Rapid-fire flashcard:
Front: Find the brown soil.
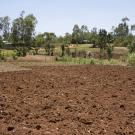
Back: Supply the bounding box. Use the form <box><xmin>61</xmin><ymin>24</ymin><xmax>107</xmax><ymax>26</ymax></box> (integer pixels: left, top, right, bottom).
<box><xmin>0</xmin><ymin>65</ymin><xmax>135</xmax><ymax>135</ymax></box>
<box><xmin>0</xmin><ymin>63</ymin><xmax>29</xmax><ymax>72</ymax></box>
<box><xmin>18</xmin><ymin>55</ymin><xmax>56</xmax><ymax>62</ymax></box>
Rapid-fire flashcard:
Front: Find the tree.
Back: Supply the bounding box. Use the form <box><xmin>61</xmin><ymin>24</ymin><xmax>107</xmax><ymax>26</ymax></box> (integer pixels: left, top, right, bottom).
<box><xmin>89</xmin><ymin>27</ymin><xmax>98</xmax><ymax>47</ymax></box>
<box><xmin>56</xmin><ymin>36</ymin><xmax>64</xmax><ymax>44</ymax></box>
<box><xmin>81</xmin><ymin>25</ymin><xmax>89</xmax><ymax>33</ymax></box>
<box><xmin>0</xmin><ymin>36</ymin><xmax>4</xmax><ymax>48</ymax></box>
<box><xmin>44</xmin><ymin>32</ymin><xmax>56</xmax><ymax>55</ymax></box>
<box><xmin>64</xmin><ymin>33</ymin><xmax>72</xmax><ymax>44</ymax></box>
<box><xmin>98</xmin><ymin>30</ymin><xmax>114</xmax><ymax>59</ymax></box>
<box><xmin>60</xmin><ymin>33</ymin><xmax>72</xmax><ymax>57</ymax></box>
<box><xmin>114</xmin><ymin>23</ymin><xmax>129</xmax><ymax>37</ymax></box>
<box><xmin>33</xmin><ymin>34</ymin><xmax>45</xmax><ymax>54</ymax></box>
<box><xmin>98</xmin><ymin>29</ymin><xmax>108</xmax><ymax>58</ymax></box>
<box><xmin>122</xmin><ymin>17</ymin><xmax>129</xmax><ymax>24</ymax></box>
<box><xmin>34</xmin><ymin>34</ymin><xmax>44</xmax><ymax>46</ymax></box>
<box><xmin>113</xmin><ymin>17</ymin><xmax>130</xmax><ymax>47</ymax></box>
<box><xmin>0</xmin><ymin>16</ymin><xmax>10</xmax><ymax>41</ymax></box>
<box><xmin>72</xmin><ymin>24</ymin><xmax>81</xmax><ymax>44</ymax></box>
<box><xmin>80</xmin><ymin>25</ymin><xmax>89</xmax><ymax>43</ymax></box>
<box><xmin>0</xmin><ymin>23</ymin><xmax>2</xmax><ymax>31</ymax></box>
<box><xmin>61</xmin><ymin>44</ymin><xmax>65</xmax><ymax>57</ymax></box>
<box><xmin>11</xmin><ymin>11</ymin><xmax>37</xmax><ymax>56</ymax></box>
<box><xmin>106</xmin><ymin>33</ymin><xmax>114</xmax><ymax>60</ymax></box>
<box><xmin>0</xmin><ymin>20</ymin><xmax>3</xmax><ymax>36</ymax></box>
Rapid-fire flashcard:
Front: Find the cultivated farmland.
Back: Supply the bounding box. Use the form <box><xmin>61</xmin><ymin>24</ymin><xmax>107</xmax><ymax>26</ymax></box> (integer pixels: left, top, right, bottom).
<box><xmin>0</xmin><ymin>65</ymin><xmax>135</xmax><ymax>135</ymax></box>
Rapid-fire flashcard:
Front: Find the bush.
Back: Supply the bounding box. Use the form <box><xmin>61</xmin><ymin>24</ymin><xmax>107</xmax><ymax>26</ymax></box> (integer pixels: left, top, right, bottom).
<box><xmin>0</xmin><ymin>50</ymin><xmax>7</xmax><ymax>61</ymax></box>
<box><xmin>98</xmin><ymin>60</ymin><xmax>104</xmax><ymax>65</ymax></box>
<box><xmin>12</xmin><ymin>51</ymin><xmax>18</xmax><ymax>60</ymax></box>
<box><xmin>127</xmin><ymin>53</ymin><xmax>135</xmax><ymax>66</ymax></box>
<box><xmin>90</xmin><ymin>59</ymin><xmax>95</xmax><ymax>65</ymax></box>
<box><xmin>107</xmin><ymin>44</ymin><xmax>114</xmax><ymax>60</ymax></box>
<box><xmin>128</xmin><ymin>41</ymin><xmax>135</xmax><ymax>53</ymax></box>
<box><xmin>15</xmin><ymin>47</ymin><xmax>28</xmax><ymax>57</ymax></box>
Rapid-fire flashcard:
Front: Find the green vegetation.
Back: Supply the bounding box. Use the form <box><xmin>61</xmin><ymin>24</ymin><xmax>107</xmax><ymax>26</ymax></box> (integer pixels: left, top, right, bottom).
<box><xmin>0</xmin><ymin>49</ymin><xmax>17</xmax><ymax>61</ymax></box>
<box><xmin>107</xmin><ymin>45</ymin><xmax>114</xmax><ymax>60</ymax></box>
<box><xmin>0</xmin><ymin>50</ymin><xmax>5</xmax><ymax>60</ymax></box>
<box><xmin>56</xmin><ymin>56</ymin><xmax>125</xmax><ymax>66</ymax></box>
<box><xmin>0</xmin><ymin>11</ymin><xmax>135</xmax><ymax>66</ymax></box>
<box><xmin>128</xmin><ymin>41</ymin><xmax>135</xmax><ymax>53</ymax></box>
<box><xmin>127</xmin><ymin>53</ymin><xmax>135</xmax><ymax>66</ymax></box>
<box><xmin>11</xmin><ymin>11</ymin><xmax>37</xmax><ymax>56</ymax></box>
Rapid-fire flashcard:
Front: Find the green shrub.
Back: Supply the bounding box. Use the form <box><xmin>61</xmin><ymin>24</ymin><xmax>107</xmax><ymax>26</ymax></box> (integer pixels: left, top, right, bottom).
<box><xmin>15</xmin><ymin>47</ymin><xmax>28</xmax><ymax>57</ymax></box>
<box><xmin>127</xmin><ymin>53</ymin><xmax>135</xmax><ymax>66</ymax></box>
<box><xmin>90</xmin><ymin>59</ymin><xmax>95</xmax><ymax>65</ymax></box>
<box><xmin>98</xmin><ymin>60</ymin><xmax>104</xmax><ymax>65</ymax></box>
<box><xmin>12</xmin><ymin>51</ymin><xmax>18</xmax><ymax>60</ymax></box>
<box><xmin>107</xmin><ymin>44</ymin><xmax>114</xmax><ymax>60</ymax></box>
<box><xmin>128</xmin><ymin>41</ymin><xmax>135</xmax><ymax>53</ymax></box>
<box><xmin>0</xmin><ymin>50</ymin><xmax>7</xmax><ymax>61</ymax></box>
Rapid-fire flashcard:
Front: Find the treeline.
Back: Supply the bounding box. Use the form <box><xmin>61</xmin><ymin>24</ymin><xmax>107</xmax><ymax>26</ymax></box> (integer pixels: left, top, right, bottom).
<box><xmin>58</xmin><ymin>17</ymin><xmax>135</xmax><ymax>48</ymax></box>
<box><xmin>0</xmin><ymin>11</ymin><xmax>135</xmax><ymax>57</ymax></box>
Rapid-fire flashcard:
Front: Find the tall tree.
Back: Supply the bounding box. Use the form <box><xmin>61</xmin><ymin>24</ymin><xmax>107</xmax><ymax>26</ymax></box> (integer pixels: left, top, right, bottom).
<box><xmin>0</xmin><ymin>36</ymin><xmax>3</xmax><ymax>48</ymax></box>
<box><xmin>11</xmin><ymin>11</ymin><xmax>37</xmax><ymax>56</ymax></box>
<box><xmin>64</xmin><ymin>33</ymin><xmax>72</xmax><ymax>44</ymax></box>
<box><xmin>72</xmin><ymin>24</ymin><xmax>81</xmax><ymax>44</ymax></box>
<box><xmin>44</xmin><ymin>32</ymin><xmax>56</xmax><ymax>55</ymax></box>
<box><xmin>113</xmin><ymin>17</ymin><xmax>130</xmax><ymax>46</ymax></box>
<box><xmin>11</xmin><ymin>11</ymin><xmax>37</xmax><ymax>45</ymax></box>
<box><xmin>98</xmin><ymin>29</ymin><xmax>108</xmax><ymax>58</ymax></box>
<box><xmin>23</xmin><ymin>14</ymin><xmax>37</xmax><ymax>45</ymax></box>
<box><xmin>90</xmin><ymin>27</ymin><xmax>98</xmax><ymax>47</ymax></box>
<box><xmin>0</xmin><ymin>16</ymin><xmax>10</xmax><ymax>41</ymax></box>
<box><xmin>33</xmin><ymin>34</ymin><xmax>45</xmax><ymax>54</ymax></box>
<box><xmin>81</xmin><ymin>25</ymin><xmax>89</xmax><ymax>43</ymax></box>
<box><xmin>114</xmin><ymin>17</ymin><xmax>129</xmax><ymax>37</ymax></box>
<box><xmin>106</xmin><ymin>33</ymin><xmax>114</xmax><ymax>60</ymax></box>
<box><xmin>114</xmin><ymin>23</ymin><xmax>129</xmax><ymax>37</ymax></box>
<box><xmin>122</xmin><ymin>17</ymin><xmax>130</xmax><ymax>24</ymax></box>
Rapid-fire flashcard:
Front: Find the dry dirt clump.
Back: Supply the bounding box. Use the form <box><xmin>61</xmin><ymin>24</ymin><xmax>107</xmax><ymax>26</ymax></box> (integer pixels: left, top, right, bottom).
<box><xmin>0</xmin><ymin>65</ymin><xmax>135</xmax><ymax>135</ymax></box>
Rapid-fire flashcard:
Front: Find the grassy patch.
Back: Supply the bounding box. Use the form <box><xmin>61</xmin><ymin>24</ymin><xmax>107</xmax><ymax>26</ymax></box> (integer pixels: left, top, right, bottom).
<box><xmin>56</xmin><ymin>56</ymin><xmax>126</xmax><ymax>66</ymax></box>
<box><xmin>3</xmin><ymin>50</ymin><xmax>16</xmax><ymax>57</ymax></box>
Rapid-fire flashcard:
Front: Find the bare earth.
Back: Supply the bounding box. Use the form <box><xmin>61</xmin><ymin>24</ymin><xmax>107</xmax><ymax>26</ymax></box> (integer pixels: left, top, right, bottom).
<box><xmin>0</xmin><ymin>65</ymin><xmax>135</xmax><ymax>135</ymax></box>
<box><xmin>0</xmin><ymin>63</ymin><xmax>29</xmax><ymax>72</ymax></box>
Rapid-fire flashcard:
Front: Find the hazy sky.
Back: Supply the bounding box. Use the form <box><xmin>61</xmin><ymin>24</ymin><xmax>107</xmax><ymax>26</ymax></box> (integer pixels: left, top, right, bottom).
<box><xmin>1</xmin><ymin>0</ymin><xmax>135</xmax><ymax>36</ymax></box>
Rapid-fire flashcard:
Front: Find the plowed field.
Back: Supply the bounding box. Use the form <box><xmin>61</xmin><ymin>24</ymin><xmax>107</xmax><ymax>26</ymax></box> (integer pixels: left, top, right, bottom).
<box><xmin>0</xmin><ymin>65</ymin><xmax>135</xmax><ymax>135</ymax></box>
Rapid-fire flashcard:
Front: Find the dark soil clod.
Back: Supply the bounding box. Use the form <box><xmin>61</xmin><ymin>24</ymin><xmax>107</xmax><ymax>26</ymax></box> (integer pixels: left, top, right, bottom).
<box><xmin>36</xmin><ymin>125</ymin><xmax>41</xmax><ymax>130</ymax></box>
<box><xmin>7</xmin><ymin>127</ymin><xmax>14</xmax><ymax>131</ymax></box>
